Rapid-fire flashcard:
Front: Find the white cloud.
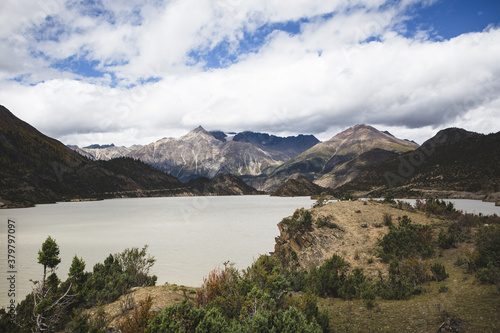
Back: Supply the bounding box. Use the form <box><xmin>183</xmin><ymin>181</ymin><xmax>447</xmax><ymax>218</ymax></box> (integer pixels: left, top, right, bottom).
<box><xmin>0</xmin><ymin>0</ymin><xmax>499</xmax><ymax>147</ymax></box>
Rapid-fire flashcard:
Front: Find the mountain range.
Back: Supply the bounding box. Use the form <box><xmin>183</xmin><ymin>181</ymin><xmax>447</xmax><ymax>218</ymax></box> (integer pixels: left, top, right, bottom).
<box><xmin>0</xmin><ymin>105</ymin><xmax>259</xmax><ymax>207</ymax></box>
<box><xmin>71</xmin><ymin>126</ymin><xmax>319</xmax><ymax>182</ymax></box>
<box><xmin>71</xmin><ymin>124</ymin><xmax>418</xmax><ymax>192</ymax></box>
<box><xmin>241</xmin><ymin>124</ymin><xmax>419</xmax><ymax>191</ymax></box>
<box><xmin>2</xmin><ymin>104</ymin><xmax>498</xmax><ymax>206</ymax></box>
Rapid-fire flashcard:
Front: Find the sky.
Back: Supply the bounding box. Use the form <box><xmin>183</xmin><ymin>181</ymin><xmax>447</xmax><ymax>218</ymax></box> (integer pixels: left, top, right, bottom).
<box><xmin>0</xmin><ymin>0</ymin><xmax>499</xmax><ymax>146</ymax></box>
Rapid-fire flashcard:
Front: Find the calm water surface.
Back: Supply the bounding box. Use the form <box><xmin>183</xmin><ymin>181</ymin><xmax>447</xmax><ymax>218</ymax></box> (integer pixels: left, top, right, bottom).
<box><xmin>0</xmin><ymin>195</ymin><xmax>314</xmax><ymax>307</ymax></box>
<box><xmin>1</xmin><ymin>196</ymin><xmax>498</xmax><ymax>308</ymax></box>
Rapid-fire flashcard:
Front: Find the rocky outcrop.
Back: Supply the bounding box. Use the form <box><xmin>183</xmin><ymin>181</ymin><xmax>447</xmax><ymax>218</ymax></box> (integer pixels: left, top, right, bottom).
<box><xmin>273</xmin><ymin>200</ymin><xmax>442</xmax><ymax>276</ymax></box>
<box><xmin>271</xmin><ymin>175</ymin><xmax>333</xmax><ymax>197</ymax></box>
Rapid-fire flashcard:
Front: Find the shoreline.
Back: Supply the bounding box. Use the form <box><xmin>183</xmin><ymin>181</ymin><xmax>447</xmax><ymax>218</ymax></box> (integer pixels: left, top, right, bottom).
<box><xmin>2</xmin><ymin>190</ymin><xmax>500</xmax><ymax>210</ymax></box>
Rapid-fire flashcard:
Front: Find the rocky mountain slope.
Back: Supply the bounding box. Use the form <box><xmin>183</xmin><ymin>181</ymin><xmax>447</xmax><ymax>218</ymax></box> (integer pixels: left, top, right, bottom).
<box><xmin>73</xmin><ymin>127</ymin><xmax>319</xmax><ymax>182</ymax></box>
<box><xmin>0</xmin><ymin>106</ymin><xmax>260</xmax><ymax>207</ymax></box>
<box><xmin>271</xmin><ymin>175</ymin><xmax>333</xmax><ymax>197</ymax></box>
<box><xmin>231</xmin><ymin>131</ymin><xmax>319</xmax><ymax>159</ymax></box>
<box><xmin>334</xmin><ymin>128</ymin><xmax>500</xmax><ymax>198</ymax></box>
<box><xmin>244</xmin><ymin>124</ymin><xmax>419</xmax><ymax>192</ymax></box>
<box><xmin>70</xmin><ymin>143</ymin><xmax>143</xmax><ymax>161</ymax></box>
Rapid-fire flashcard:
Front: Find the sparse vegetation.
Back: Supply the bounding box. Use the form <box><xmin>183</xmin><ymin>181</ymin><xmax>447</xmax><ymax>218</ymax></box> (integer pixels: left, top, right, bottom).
<box><xmin>315</xmin><ymin>216</ymin><xmax>338</xmax><ymax>229</ymax></box>
<box><xmin>382</xmin><ymin>212</ymin><xmax>393</xmax><ymax>228</ymax></box>
<box><xmin>340</xmin><ymin>192</ymin><xmax>354</xmax><ymax>201</ymax></box>
<box><xmin>4</xmin><ymin>200</ymin><xmax>500</xmax><ymax>332</ymax></box>
<box><xmin>383</xmin><ymin>192</ymin><xmax>395</xmax><ymax>204</ymax></box>
<box><xmin>281</xmin><ymin>208</ymin><xmax>313</xmax><ymax>234</ymax></box>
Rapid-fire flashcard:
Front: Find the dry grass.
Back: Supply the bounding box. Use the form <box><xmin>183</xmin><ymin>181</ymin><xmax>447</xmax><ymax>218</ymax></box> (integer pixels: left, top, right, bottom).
<box><xmin>318</xmin><ymin>243</ymin><xmax>500</xmax><ymax>333</ymax></box>
<box><xmin>288</xmin><ymin>200</ymin><xmax>441</xmax><ymax>277</ymax></box>
<box><xmin>85</xmin><ymin>284</ymin><xmax>198</xmax><ymax>328</ymax></box>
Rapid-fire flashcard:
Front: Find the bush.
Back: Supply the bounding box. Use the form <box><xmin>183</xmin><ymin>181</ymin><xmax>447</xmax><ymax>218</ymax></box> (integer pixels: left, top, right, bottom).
<box><xmin>438</xmin><ymin>285</ymin><xmax>449</xmax><ymax>293</ymax></box>
<box><xmin>313</xmin><ymin>195</ymin><xmax>327</xmax><ymax>208</ymax></box>
<box><xmin>430</xmin><ymin>263</ymin><xmax>449</xmax><ymax>282</ymax></box>
<box><xmin>282</xmin><ymin>208</ymin><xmax>313</xmax><ymax>234</ymax></box>
<box><xmin>361</xmin><ymin>287</ymin><xmax>376</xmax><ymax>310</ymax></box>
<box><xmin>399</xmin><ymin>258</ymin><xmax>431</xmax><ymax>285</ymax></box>
<box><xmin>83</xmin><ymin>246</ymin><xmax>157</xmax><ymax>307</ymax></box>
<box><xmin>383</xmin><ymin>192</ymin><xmax>396</xmax><ymax>204</ymax></box>
<box><xmin>417</xmin><ymin>197</ymin><xmax>457</xmax><ymax>216</ymax></box>
<box><xmin>382</xmin><ymin>213</ymin><xmax>393</xmax><ymax>228</ymax></box>
<box><xmin>377</xmin><ymin>216</ymin><xmax>434</xmax><ymax>262</ymax></box>
<box><xmin>149</xmin><ymin>252</ymin><xmax>329</xmax><ymax>333</ymax></box>
<box><xmin>307</xmin><ymin>254</ymin><xmax>347</xmax><ymax>298</ymax></box>
<box><xmin>438</xmin><ymin>230</ymin><xmax>457</xmax><ymax>249</ymax></box>
<box><xmin>118</xmin><ymin>296</ymin><xmax>156</xmax><ymax>333</ymax></box>
<box><xmin>340</xmin><ymin>192</ymin><xmax>354</xmax><ymax>201</ymax></box>
<box><xmin>375</xmin><ymin>268</ymin><xmax>415</xmax><ymax>300</ymax></box>
<box><xmin>472</xmin><ymin>225</ymin><xmax>500</xmax><ymax>291</ymax></box>
<box><xmin>146</xmin><ymin>300</ymin><xmax>205</xmax><ymax>333</ymax></box>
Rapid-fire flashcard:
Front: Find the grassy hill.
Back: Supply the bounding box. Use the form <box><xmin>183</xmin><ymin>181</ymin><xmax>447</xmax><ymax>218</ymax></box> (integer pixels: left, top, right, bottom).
<box><xmin>334</xmin><ymin>129</ymin><xmax>500</xmax><ymax>198</ymax></box>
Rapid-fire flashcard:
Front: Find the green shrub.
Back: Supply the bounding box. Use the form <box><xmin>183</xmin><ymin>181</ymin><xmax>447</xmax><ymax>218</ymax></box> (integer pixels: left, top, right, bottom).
<box><xmin>383</xmin><ymin>192</ymin><xmax>396</xmax><ymax>204</ymax></box>
<box><xmin>417</xmin><ymin>197</ymin><xmax>457</xmax><ymax>216</ymax></box>
<box><xmin>430</xmin><ymin>263</ymin><xmax>449</xmax><ymax>282</ymax></box>
<box><xmin>361</xmin><ymin>287</ymin><xmax>376</xmax><ymax>310</ymax></box>
<box><xmin>307</xmin><ymin>254</ymin><xmax>347</xmax><ymax>298</ymax></box>
<box><xmin>375</xmin><ymin>263</ymin><xmax>417</xmax><ymax>300</ymax></box>
<box><xmin>282</xmin><ymin>208</ymin><xmax>313</xmax><ymax>234</ymax></box>
<box><xmin>340</xmin><ymin>192</ymin><xmax>354</xmax><ymax>201</ymax></box>
<box><xmin>438</xmin><ymin>230</ymin><xmax>456</xmax><ymax>249</ymax></box>
<box><xmin>472</xmin><ymin>225</ymin><xmax>500</xmax><ymax>292</ymax></box>
<box><xmin>146</xmin><ymin>300</ymin><xmax>205</xmax><ymax>333</ymax></box>
<box><xmin>376</xmin><ymin>216</ymin><xmax>434</xmax><ymax>262</ymax></box>
<box><xmin>438</xmin><ymin>285</ymin><xmax>449</xmax><ymax>293</ymax></box>
<box><xmin>399</xmin><ymin>258</ymin><xmax>431</xmax><ymax>285</ymax></box>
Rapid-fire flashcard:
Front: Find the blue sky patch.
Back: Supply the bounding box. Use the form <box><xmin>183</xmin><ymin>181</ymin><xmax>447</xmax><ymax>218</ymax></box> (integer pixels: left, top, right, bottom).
<box><xmin>188</xmin><ymin>18</ymin><xmax>306</xmax><ymax>69</ymax></box>
<box><xmin>401</xmin><ymin>0</ymin><xmax>500</xmax><ymax>40</ymax></box>
<box><xmin>51</xmin><ymin>54</ymin><xmax>107</xmax><ymax>78</ymax></box>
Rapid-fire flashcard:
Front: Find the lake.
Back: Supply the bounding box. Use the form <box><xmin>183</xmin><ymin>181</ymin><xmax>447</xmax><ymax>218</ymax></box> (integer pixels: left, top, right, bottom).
<box><xmin>1</xmin><ymin>196</ymin><xmax>499</xmax><ymax>309</ymax></box>
<box><xmin>0</xmin><ymin>195</ymin><xmax>314</xmax><ymax>308</ymax></box>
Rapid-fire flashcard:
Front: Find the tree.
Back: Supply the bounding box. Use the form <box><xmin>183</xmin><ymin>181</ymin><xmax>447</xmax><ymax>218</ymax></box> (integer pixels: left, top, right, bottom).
<box><xmin>37</xmin><ymin>236</ymin><xmax>61</xmax><ymax>285</ymax></box>
<box><xmin>67</xmin><ymin>255</ymin><xmax>88</xmax><ymax>296</ymax></box>
<box><xmin>115</xmin><ymin>245</ymin><xmax>157</xmax><ymax>287</ymax></box>
<box><xmin>31</xmin><ymin>236</ymin><xmax>74</xmax><ymax>332</ymax></box>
